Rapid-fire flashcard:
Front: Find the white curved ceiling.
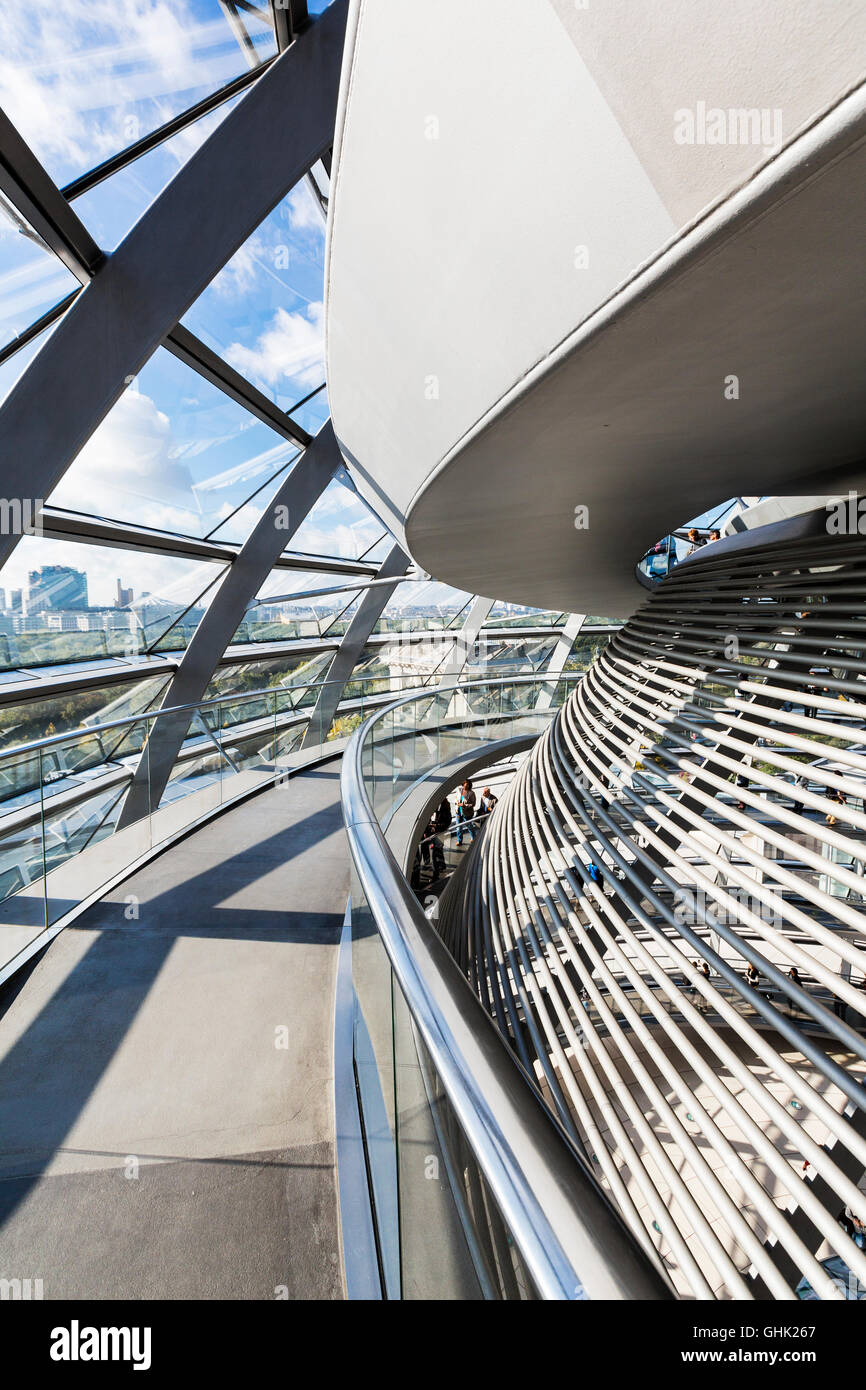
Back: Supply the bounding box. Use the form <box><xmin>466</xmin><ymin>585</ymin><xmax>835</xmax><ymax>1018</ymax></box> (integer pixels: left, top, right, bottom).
<box><xmin>325</xmin><ymin>0</ymin><xmax>866</xmax><ymax>615</ymax></box>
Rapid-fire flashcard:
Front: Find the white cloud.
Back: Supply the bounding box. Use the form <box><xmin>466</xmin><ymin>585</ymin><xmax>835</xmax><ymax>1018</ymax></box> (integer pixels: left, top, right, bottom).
<box><xmin>226</xmin><ymin>302</ymin><xmax>324</xmax><ymax>392</ymax></box>
<box><xmin>286</xmin><ymin>183</ymin><xmax>322</xmax><ymax>234</ymax></box>
<box><xmin>208</xmin><ymin>238</ymin><xmax>264</xmax><ymax>299</ymax></box>
<box><xmin>0</xmin><ymin>1</ymin><xmax>247</xmax><ymax>181</ymax></box>
<box><xmin>55</xmin><ymin>386</ymin><xmax>194</xmax><ymax>501</ymax></box>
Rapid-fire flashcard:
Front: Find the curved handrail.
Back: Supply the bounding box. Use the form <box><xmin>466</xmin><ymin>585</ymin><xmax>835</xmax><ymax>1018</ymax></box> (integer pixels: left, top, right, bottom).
<box><xmin>340</xmin><ymin>675</ymin><xmax>672</xmax><ymax>1301</ymax></box>
<box><xmin>0</xmin><ymin>646</ymin><xmax>606</xmax><ymax>763</ymax></box>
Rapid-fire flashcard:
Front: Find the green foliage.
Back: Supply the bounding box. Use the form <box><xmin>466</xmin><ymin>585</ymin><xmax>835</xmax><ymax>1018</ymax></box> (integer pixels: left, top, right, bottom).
<box><xmin>327</xmin><ymin>713</ymin><xmax>364</xmax><ymax>741</ymax></box>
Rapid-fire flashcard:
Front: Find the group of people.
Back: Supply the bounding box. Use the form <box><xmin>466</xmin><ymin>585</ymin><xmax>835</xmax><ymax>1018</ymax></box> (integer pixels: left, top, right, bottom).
<box><xmin>646</xmin><ymin>527</ymin><xmax>722</xmax><ymax>579</ymax></box>
<box><xmin>453</xmin><ymin>778</ymin><xmax>499</xmax><ymax>846</ymax></box>
<box><xmin>685</xmin><ymin>527</ymin><xmax>721</xmax><ymax>556</ymax></box>
<box><xmin>412</xmin><ymin>779</ymin><xmax>500</xmax><ymax>888</ymax></box>
<box><xmin>738</xmin><ymin>960</ymin><xmax>866</xmax><ymax>1022</ymax></box>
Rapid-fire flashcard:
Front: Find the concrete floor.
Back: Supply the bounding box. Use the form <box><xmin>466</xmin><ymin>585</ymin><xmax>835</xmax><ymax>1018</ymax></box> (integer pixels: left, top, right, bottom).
<box><xmin>0</xmin><ymin>764</ymin><xmax>348</xmax><ymax>1300</ymax></box>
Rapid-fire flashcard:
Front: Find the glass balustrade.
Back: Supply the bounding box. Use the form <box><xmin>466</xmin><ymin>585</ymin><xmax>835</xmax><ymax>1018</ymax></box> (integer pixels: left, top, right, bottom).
<box><xmin>0</xmin><ymin>672</ymin><xmax>443</xmax><ymax>979</ymax></box>
<box><xmin>344</xmin><ymin>674</ymin><xmax>586</xmax><ymax>1299</ymax></box>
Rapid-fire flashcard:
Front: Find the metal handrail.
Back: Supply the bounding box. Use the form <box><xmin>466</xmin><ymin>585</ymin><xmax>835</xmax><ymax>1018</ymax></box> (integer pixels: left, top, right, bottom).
<box><xmin>340</xmin><ymin>675</ymin><xmax>672</xmax><ymax>1301</ymax></box>
<box><xmin>0</xmin><ymin>662</ymin><xmax>590</xmax><ymax>763</ymax></box>
<box><xmin>0</xmin><ymin>675</ymin><xmax>375</xmax><ymax>761</ymax></box>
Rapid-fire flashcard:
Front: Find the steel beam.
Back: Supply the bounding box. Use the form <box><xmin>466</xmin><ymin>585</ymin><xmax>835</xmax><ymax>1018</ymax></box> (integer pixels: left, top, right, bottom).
<box><xmin>0</xmin><ymin>0</ymin><xmax>347</xmax><ymax>575</ymax></box>
<box><xmin>60</xmin><ymin>62</ymin><xmax>277</xmax><ymax>203</ymax></box>
<box><xmin>299</xmin><ymin>543</ymin><xmax>410</xmax><ymax>748</ymax></box>
<box><xmin>536</xmin><ymin>612</ymin><xmax>586</xmax><ymax>711</ymax></box>
<box><xmin>165</xmin><ymin>325</ymin><xmax>311</xmax><ymax>448</ymax></box>
<box><xmin>437</xmin><ymin>596</ymin><xmax>494</xmax><ymax>691</ymax></box>
<box><xmin>0</xmin><ymin>111</ymin><xmax>103</xmax><ymax>283</ymax></box>
<box><xmin>271</xmin><ymin>0</ymin><xmax>309</xmax><ymax>50</ymax></box>
<box><xmin>115</xmin><ymin>421</ymin><xmax>342</xmax><ymax>827</ymax></box>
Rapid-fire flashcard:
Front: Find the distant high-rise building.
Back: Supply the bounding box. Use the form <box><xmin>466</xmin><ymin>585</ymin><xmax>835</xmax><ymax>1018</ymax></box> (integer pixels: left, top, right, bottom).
<box><xmin>26</xmin><ymin>566</ymin><xmax>88</xmax><ymax>614</ymax></box>
<box><xmin>9</xmin><ymin>589</ymin><xmax>22</xmax><ymax>612</ymax></box>
<box><xmin>115</xmin><ymin>578</ymin><xmax>134</xmax><ymax>608</ymax></box>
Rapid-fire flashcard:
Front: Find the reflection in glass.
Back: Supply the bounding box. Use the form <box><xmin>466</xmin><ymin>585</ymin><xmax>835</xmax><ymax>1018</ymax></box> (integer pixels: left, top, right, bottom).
<box><xmin>0</xmin><ymin>535</ymin><xmax>225</xmax><ymax>670</ymax></box>
<box><xmin>0</xmin><ymin>2</ymin><xmax>276</xmax><ymax>189</ymax></box>
<box><xmin>287</xmin><ymin>479</ymin><xmax>386</xmax><ymax>562</ymax></box>
<box><xmin>0</xmin><ymin>200</ymin><xmax>77</xmax><ymax>350</ymax></box>
<box><xmin>0</xmin><ymin>673</ymin><xmax>170</xmax><ymax>758</ymax></box>
<box><xmin>48</xmin><ymin>346</ymin><xmax>300</xmax><ymax>541</ymax></box>
<box><xmin>181</xmin><ymin>181</ymin><xmax>325</xmax><ymax>413</ymax></box>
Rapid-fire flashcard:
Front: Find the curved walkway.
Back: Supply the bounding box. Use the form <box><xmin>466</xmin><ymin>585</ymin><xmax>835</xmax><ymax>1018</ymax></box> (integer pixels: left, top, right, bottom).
<box><xmin>0</xmin><ymin>763</ymin><xmax>348</xmax><ymax>1300</ymax></box>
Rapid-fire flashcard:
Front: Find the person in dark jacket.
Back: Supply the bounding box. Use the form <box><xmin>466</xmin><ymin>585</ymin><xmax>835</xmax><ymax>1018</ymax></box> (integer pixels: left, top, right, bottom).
<box><xmin>456</xmin><ymin>780</ymin><xmax>477</xmax><ymax>845</ymax></box>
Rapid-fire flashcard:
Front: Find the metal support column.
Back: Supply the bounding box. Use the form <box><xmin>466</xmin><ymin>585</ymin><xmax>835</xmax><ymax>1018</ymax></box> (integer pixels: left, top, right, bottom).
<box><xmin>300</xmin><ymin>543</ymin><xmax>410</xmax><ymax>748</ymax></box>
<box><xmin>536</xmin><ymin>612</ymin><xmax>586</xmax><ymax>710</ymax></box>
<box><xmin>437</xmin><ymin>596</ymin><xmax>494</xmax><ymax>691</ymax></box>
<box><xmin>116</xmin><ymin>422</ymin><xmax>343</xmax><ymax>827</ymax></box>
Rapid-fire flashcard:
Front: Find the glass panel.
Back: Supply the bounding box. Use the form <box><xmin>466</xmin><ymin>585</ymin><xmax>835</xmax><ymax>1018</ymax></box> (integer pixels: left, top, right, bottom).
<box><xmin>463</xmin><ymin>635</ymin><xmax>559</xmax><ymax>677</ymax></box>
<box><xmin>0</xmin><ymin>673</ymin><xmax>170</xmax><ymax>753</ymax></box>
<box><xmin>349</xmin><ymin>857</ymin><xmax>400</xmax><ymax>1298</ymax></box>
<box><xmin>217</xmin><ymin>692</ymin><xmax>281</xmax><ymax>798</ymax></box>
<box><xmin>395</xmin><ymin>995</ymin><xmax>533</xmax><ymax>1299</ymax></box>
<box><xmin>347</xmin><ymin>677</ymin><xmax>581</xmax><ymax>1297</ymax></box>
<box><xmin>346</xmin><ymin>644</ymin><xmax>439</xmax><ymax>697</ymax></box>
<box><xmin>373</xmin><ymin>580</ymin><xmax>473</xmax><ymax>634</ymax></box>
<box><xmin>0</xmin><ymin>200</ymin><xmax>78</xmax><ymax>350</ymax></box>
<box><xmin>347</xmin><ymin>633</ymin><xmax>458</xmax><ymax>691</ymax></box>
<box><xmin>231</xmin><ymin>568</ymin><xmax>363</xmax><ymax>645</ymax></box>
<box><xmin>48</xmin><ymin>346</ymin><xmax>299</xmax><ymax>541</ymax></box>
<box><xmin>181</xmin><ymin>181</ymin><xmax>325</xmax><ymax>412</ymax></box>
<box><xmin>483</xmin><ymin>602</ymin><xmax>567</xmax><ymax>628</ymax></box>
<box><xmin>203</xmin><ymin>652</ymin><xmax>333</xmax><ymax>712</ymax></box>
<box><xmin>0</xmin><ymin>535</ymin><xmax>225</xmax><ymax>670</ymax></box>
<box><xmin>357</xmin><ymin>678</ymin><xmax>573</xmax><ymax>831</ymax></box>
<box><xmin>0</xmin><ymin>3</ymin><xmax>276</xmax><ymax>189</ymax></box>
<box><xmin>565</xmin><ymin>632</ymin><xmax>611</xmax><ymax>673</ymax></box>
<box><xmin>40</xmin><ymin>719</ymin><xmax>153</xmax><ymax>929</ymax></box>
<box><xmin>70</xmin><ymin>95</ymin><xmax>243</xmax><ymax>250</ymax></box>
<box><xmin>283</xmin><ymin>383</ymin><xmax>329</xmax><ymax>439</ymax></box>
<box><xmin>359</xmin><ymin>534</ymin><xmax>393</xmax><ymax>565</ymax></box>
<box><xmin>0</xmin><ymin>316</ymin><xmax>69</xmax><ymax>410</ymax></box>
<box><xmin>0</xmin><ymin>743</ymin><xmax>47</xmax><ymax>964</ymax></box>
<box><xmin>158</xmin><ymin>705</ymin><xmax>223</xmax><ymax>824</ymax></box>
<box><xmin>283</xmin><ymin>479</ymin><xmax>385</xmax><ymax>562</ymax></box>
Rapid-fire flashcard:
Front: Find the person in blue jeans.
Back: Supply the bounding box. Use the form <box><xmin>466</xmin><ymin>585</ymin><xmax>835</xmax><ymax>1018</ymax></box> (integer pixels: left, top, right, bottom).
<box><xmin>456</xmin><ymin>779</ymin><xmax>477</xmax><ymax>845</ymax></box>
